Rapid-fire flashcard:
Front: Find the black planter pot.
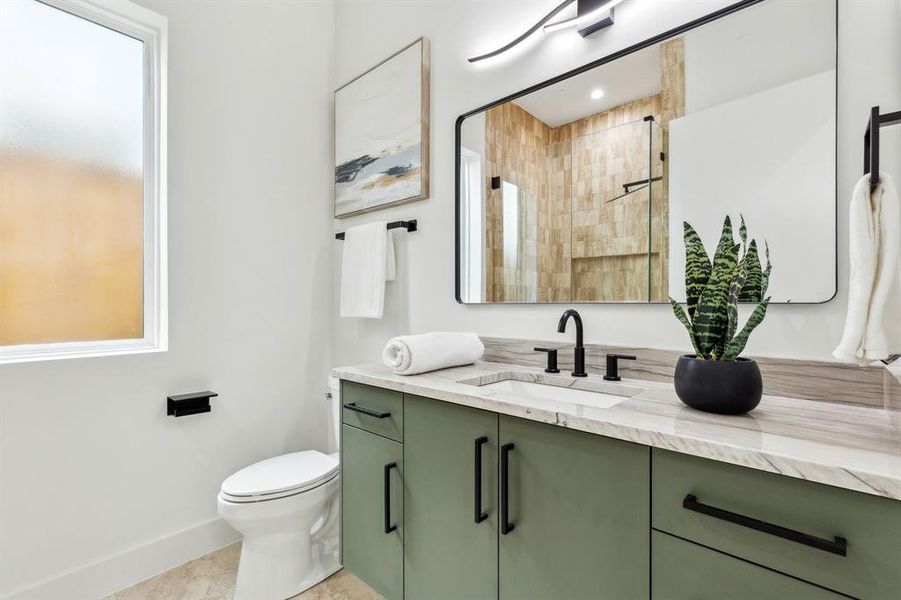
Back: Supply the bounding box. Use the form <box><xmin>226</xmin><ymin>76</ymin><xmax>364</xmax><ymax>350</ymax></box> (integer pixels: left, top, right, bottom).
<box><xmin>674</xmin><ymin>355</ymin><xmax>762</xmax><ymax>415</ymax></box>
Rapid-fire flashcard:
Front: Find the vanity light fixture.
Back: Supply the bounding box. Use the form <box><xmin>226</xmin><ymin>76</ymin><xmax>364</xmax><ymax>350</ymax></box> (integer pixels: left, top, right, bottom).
<box><xmin>468</xmin><ymin>0</ymin><xmax>625</xmax><ymax>63</ymax></box>
<box><xmin>544</xmin><ymin>0</ymin><xmax>625</xmax><ymax>35</ymax></box>
<box><xmin>590</xmin><ymin>88</ymin><xmax>605</xmax><ymax>99</ymax></box>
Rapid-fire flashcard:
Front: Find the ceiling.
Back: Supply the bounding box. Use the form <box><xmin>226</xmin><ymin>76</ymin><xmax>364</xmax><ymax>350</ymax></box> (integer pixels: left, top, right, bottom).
<box><xmin>513</xmin><ymin>43</ymin><xmax>662</xmax><ymax>128</ymax></box>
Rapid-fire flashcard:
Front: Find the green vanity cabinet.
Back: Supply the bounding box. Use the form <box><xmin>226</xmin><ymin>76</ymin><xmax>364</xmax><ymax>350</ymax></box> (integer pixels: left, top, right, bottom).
<box><xmin>341</xmin><ymin>423</ymin><xmax>404</xmax><ymax>600</ymax></box>
<box><xmin>497</xmin><ymin>415</ymin><xmax>650</xmax><ymax>600</ymax></box>
<box><xmin>403</xmin><ymin>395</ymin><xmax>499</xmax><ymax>600</ymax></box>
<box><xmin>339</xmin><ymin>380</ymin><xmax>901</xmax><ymax>600</ymax></box>
<box><xmin>652</xmin><ymin>531</ymin><xmax>847</xmax><ymax>599</ymax></box>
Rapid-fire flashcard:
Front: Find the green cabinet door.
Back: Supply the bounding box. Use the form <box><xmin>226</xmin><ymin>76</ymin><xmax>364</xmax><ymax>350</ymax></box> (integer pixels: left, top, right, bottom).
<box><xmin>403</xmin><ymin>395</ymin><xmax>499</xmax><ymax>600</ymax></box>
<box><xmin>652</xmin><ymin>531</ymin><xmax>847</xmax><ymax>599</ymax></box>
<box><xmin>498</xmin><ymin>415</ymin><xmax>650</xmax><ymax>600</ymax></box>
<box><xmin>342</xmin><ymin>424</ymin><xmax>403</xmax><ymax>600</ymax></box>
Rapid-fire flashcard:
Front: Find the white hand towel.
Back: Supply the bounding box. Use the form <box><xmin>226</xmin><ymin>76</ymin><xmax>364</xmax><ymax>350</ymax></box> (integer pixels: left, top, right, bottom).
<box><xmin>834</xmin><ymin>173</ymin><xmax>901</xmax><ymax>365</ymax></box>
<box><xmin>383</xmin><ymin>332</ymin><xmax>485</xmax><ymax>375</ymax></box>
<box><xmin>340</xmin><ymin>221</ymin><xmax>396</xmax><ymax>318</ymax></box>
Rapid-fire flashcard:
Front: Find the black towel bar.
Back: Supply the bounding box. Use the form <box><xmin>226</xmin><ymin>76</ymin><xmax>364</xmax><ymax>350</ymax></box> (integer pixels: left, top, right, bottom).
<box><xmin>864</xmin><ymin>105</ymin><xmax>901</xmax><ymax>192</ymax></box>
<box><xmin>335</xmin><ymin>220</ymin><xmax>417</xmax><ymax>240</ymax></box>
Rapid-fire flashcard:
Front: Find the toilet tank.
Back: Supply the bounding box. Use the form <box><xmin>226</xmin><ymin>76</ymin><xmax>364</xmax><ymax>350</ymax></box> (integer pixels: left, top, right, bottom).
<box><xmin>327</xmin><ymin>376</ymin><xmax>341</xmax><ymax>455</ymax></box>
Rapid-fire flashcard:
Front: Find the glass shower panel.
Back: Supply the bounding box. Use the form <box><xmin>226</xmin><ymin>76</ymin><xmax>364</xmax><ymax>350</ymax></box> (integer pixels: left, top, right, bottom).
<box><xmin>648</xmin><ymin>120</ymin><xmax>667</xmax><ymax>302</ymax></box>
<box><xmin>539</xmin><ymin>137</ymin><xmax>573</xmax><ymax>303</ymax></box>
<box><xmin>484</xmin><ymin>104</ymin><xmax>541</xmax><ymax>302</ymax></box>
<box><xmin>570</xmin><ymin>118</ymin><xmax>654</xmax><ymax>301</ymax></box>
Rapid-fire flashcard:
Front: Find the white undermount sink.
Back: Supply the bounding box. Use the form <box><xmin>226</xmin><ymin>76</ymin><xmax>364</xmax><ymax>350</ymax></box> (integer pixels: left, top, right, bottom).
<box><xmin>477</xmin><ymin>377</ymin><xmax>643</xmax><ymax>409</ymax></box>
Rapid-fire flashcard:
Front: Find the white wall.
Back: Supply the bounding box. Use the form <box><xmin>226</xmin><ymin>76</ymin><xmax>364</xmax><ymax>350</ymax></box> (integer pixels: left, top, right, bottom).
<box><xmin>332</xmin><ymin>0</ymin><xmax>901</xmax><ymax>365</ymax></box>
<box><xmin>0</xmin><ymin>1</ymin><xmax>335</xmax><ymax>598</ymax></box>
<box><xmin>683</xmin><ymin>0</ymin><xmax>835</xmax><ymax>114</ymax></box>
<box><xmin>669</xmin><ymin>70</ymin><xmax>837</xmax><ymax>303</ymax></box>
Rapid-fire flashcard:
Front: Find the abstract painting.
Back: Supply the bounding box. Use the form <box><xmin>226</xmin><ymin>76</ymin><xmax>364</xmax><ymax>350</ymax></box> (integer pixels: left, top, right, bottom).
<box><xmin>334</xmin><ymin>38</ymin><xmax>430</xmax><ymax>217</ymax></box>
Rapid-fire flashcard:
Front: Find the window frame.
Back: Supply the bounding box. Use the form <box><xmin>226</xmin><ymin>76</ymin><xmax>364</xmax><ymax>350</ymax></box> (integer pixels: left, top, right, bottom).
<box><xmin>0</xmin><ymin>0</ymin><xmax>168</xmax><ymax>364</ymax></box>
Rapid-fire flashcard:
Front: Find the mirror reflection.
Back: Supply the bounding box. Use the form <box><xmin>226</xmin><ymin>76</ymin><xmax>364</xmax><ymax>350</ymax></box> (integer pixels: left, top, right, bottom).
<box><xmin>457</xmin><ymin>0</ymin><xmax>836</xmax><ymax>304</ymax></box>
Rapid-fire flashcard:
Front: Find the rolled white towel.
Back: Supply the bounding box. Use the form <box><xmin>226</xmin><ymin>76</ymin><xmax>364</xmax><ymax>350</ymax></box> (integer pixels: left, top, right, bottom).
<box><xmin>383</xmin><ymin>332</ymin><xmax>484</xmax><ymax>375</ymax></box>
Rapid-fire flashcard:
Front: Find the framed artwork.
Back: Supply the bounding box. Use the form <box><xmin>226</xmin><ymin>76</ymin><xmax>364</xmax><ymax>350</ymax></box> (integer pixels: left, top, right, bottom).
<box><xmin>334</xmin><ymin>37</ymin><xmax>430</xmax><ymax>218</ymax></box>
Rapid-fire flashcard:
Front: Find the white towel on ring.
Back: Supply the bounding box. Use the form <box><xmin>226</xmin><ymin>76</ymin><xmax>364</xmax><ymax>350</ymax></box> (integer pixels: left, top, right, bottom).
<box><xmin>833</xmin><ymin>173</ymin><xmax>901</xmax><ymax>365</ymax></box>
<box><xmin>383</xmin><ymin>332</ymin><xmax>484</xmax><ymax>375</ymax></box>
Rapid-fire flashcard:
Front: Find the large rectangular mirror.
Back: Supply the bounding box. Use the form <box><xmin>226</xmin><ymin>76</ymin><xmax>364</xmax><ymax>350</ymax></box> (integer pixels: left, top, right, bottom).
<box><xmin>456</xmin><ymin>0</ymin><xmax>836</xmax><ymax>304</ymax></box>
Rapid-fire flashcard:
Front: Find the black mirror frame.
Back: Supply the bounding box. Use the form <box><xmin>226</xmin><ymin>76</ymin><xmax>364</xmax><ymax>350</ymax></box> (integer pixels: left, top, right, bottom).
<box><xmin>454</xmin><ymin>0</ymin><xmax>838</xmax><ymax>306</ymax></box>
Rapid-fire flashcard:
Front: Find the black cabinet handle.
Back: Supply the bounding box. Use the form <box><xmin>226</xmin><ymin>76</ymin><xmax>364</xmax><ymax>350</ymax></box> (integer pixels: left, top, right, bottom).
<box><xmin>474</xmin><ymin>436</ymin><xmax>489</xmax><ymax>523</ymax></box>
<box><xmin>384</xmin><ymin>462</ymin><xmax>398</xmax><ymax>534</ymax></box>
<box><xmin>682</xmin><ymin>494</ymin><xmax>847</xmax><ymax>556</ymax></box>
<box><xmin>344</xmin><ymin>403</ymin><xmax>391</xmax><ymax>419</ymax></box>
<box><xmin>501</xmin><ymin>443</ymin><xmax>515</xmax><ymax>535</ymax></box>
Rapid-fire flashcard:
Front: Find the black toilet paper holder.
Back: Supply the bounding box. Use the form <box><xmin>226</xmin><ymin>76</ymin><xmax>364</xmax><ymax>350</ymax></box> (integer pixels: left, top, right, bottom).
<box><xmin>167</xmin><ymin>391</ymin><xmax>218</xmax><ymax>417</ymax></box>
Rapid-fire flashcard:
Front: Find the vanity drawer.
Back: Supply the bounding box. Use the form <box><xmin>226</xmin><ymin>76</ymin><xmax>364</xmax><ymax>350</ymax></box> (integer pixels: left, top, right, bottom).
<box><xmin>652</xmin><ymin>449</ymin><xmax>901</xmax><ymax>599</ymax></box>
<box><xmin>652</xmin><ymin>530</ymin><xmax>846</xmax><ymax>599</ymax></box>
<box><xmin>341</xmin><ymin>381</ymin><xmax>403</xmax><ymax>442</ymax></box>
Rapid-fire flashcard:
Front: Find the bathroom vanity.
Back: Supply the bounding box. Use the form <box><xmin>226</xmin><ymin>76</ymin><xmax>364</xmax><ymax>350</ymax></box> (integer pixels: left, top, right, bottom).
<box><xmin>335</xmin><ymin>363</ymin><xmax>901</xmax><ymax>600</ymax></box>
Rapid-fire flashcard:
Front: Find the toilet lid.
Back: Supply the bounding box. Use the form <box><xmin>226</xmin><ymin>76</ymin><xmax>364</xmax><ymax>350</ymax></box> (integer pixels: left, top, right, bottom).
<box><xmin>221</xmin><ymin>450</ymin><xmax>339</xmax><ymax>499</ymax></box>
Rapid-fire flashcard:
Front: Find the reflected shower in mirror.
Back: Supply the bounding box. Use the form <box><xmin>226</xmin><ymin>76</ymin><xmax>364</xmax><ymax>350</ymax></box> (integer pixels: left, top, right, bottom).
<box><xmin>456</xmin><ymin>0</ymin><xmax>836</xmax><ymax>304</ymax></box>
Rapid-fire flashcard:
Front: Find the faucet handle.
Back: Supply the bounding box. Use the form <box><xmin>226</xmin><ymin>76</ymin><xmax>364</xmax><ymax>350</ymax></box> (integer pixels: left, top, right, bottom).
<box><xmin>534</xmin><ymin>347</ymin><xmax>560</xmax><ymax>374</ymax></box>
<box><xmin>604</xmin><ymin>353</ymin><xmax>636</xmax><ymax>381</ymax></box>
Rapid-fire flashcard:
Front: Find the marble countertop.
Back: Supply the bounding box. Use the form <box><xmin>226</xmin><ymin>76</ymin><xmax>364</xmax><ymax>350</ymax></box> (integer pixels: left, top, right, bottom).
<box><xmin>333</xmin><ymin>361</ymin><xmax>901</xmax><ymax>502</ymax></box>
<box><xmin>888</xmin><ymin>364</ymin><xmax>901</xmax><ymax>383</ymax></box>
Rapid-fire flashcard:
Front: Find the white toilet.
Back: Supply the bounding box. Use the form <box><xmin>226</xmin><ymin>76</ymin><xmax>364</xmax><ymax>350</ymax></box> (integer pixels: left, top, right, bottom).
<box><xmin>218</xmin><ymin>379</ymin><xmax>342</xmax><ymax>600</ymax></box>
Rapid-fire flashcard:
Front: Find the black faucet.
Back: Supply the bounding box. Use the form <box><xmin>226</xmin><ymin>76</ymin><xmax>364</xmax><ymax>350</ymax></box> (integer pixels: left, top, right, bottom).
<box><xmin>557</xmin><ymin>309</ymin><xmax>587</xmax><ymax>377</ymax></box>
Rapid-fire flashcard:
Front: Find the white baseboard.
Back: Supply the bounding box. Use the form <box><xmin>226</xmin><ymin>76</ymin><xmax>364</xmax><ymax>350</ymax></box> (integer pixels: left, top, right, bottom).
<box><xmin>1</xmin><ymin>518</ymin><xmax>240</xmax><ymax>600</ymax></box>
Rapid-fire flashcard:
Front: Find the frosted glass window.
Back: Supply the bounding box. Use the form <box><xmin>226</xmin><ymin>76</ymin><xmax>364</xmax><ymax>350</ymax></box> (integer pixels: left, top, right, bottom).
<box><xmin>0</xmin><ymin>0</ymin><xmax>146</xmax><ymax>347</ymax></box>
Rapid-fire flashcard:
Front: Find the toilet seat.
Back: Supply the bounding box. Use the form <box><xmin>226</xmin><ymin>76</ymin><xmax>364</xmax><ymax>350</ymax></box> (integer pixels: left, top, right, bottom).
<box><xmin>221</xmin><ymin>450</ymin><xmax>339</xmax><ymax>503</ymax></box>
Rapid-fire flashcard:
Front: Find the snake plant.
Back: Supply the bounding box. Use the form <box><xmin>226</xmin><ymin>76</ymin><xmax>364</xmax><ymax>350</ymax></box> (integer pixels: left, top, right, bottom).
<box><xmin>670</xmin><ymin>215</ymin><xmax>771</xmax><ymax>361</ymax></box>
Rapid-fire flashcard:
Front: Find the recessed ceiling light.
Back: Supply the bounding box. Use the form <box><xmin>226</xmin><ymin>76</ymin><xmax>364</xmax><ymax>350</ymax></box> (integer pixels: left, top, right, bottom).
<box><xmin>590</xmin><ymin>89</ymin><xmax>605</xmax><ymax>100</ymax></box>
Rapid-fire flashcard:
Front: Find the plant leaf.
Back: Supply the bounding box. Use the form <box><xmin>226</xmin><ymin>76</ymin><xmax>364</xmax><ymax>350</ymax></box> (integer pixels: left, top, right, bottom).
<box><xmin>683</xmin><ymin>221</ymin><xmax>711</xmax><ymax>320</ymax></box>
<box><xmin>692</xmin><ymin>217</ymin><xmax>739</xmax><ymax>359</ymax></box>
<box><xmin>738</xmin><ymin>239</ymin><xmax>763</xmax><ymax>302</ymax></box>
<box><xmin>739</xmin><ymin>214</ymin><xmax>748</xmax><ymax>252</ymax></box>
<box><xmin>670</xmin><ymin>297</ymin><xmax>702</xmax><ymax>357</ymax></box>
<box><xmin>727</xmin><ymin>252</ymin><xmax>750</xmax><ymax>342</ymax></box>
<box><xmin>722</xmin><ymin>298</ymin><xmax>771</xmax><ymax>361</ymax></box>
<box><xmin>760</xmin><ymin>240</ymin><xmax>772</xmax><ymax>297</ymax></box>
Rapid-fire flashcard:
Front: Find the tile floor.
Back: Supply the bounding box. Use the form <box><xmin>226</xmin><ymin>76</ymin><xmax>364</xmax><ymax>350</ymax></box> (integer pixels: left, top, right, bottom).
<box><xmin>102</xmin><ymin>543</ymin><xmax>383</xmax><ymax>600</ymax></box>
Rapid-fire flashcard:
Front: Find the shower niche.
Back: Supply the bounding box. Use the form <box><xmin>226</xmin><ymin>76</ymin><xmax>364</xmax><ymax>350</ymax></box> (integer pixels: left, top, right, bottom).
<box><xmin>456</xmin><ymin>0</ymin><xmax>837</xmax><ymax>304</ymax></box>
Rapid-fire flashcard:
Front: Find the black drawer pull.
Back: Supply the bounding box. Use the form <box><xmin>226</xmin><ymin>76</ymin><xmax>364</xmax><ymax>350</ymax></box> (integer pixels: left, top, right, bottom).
<box><xmin>474</xmin><ymin>436</ymin><xmax>489</xmax><ymax>523</ymax></box>
<box><xmin>501</xmin><ymin>443</ymin><xmax>515</xmax><ymax>535</ymax></box>
<box><xmin>344</xmin><ymin>403</ymin><xmax>391</xmax><ymax>419</ymax></box>
<box><xmin>683</xmin><ymin>494</ymin><xmax>847</xmax><ymax>556</ymax></box>
<box><xmin>384</xmin><ymin>462</ymin><xmax>398</xmax><ymax>534</ymax></box>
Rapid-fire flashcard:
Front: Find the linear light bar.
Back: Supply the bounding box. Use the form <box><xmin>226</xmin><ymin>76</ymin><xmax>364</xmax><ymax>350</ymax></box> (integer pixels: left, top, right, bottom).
<box><xmin>468</xmin><ymin>0</ymin><xmax>625</xmax><ymax>63</ymax></box>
